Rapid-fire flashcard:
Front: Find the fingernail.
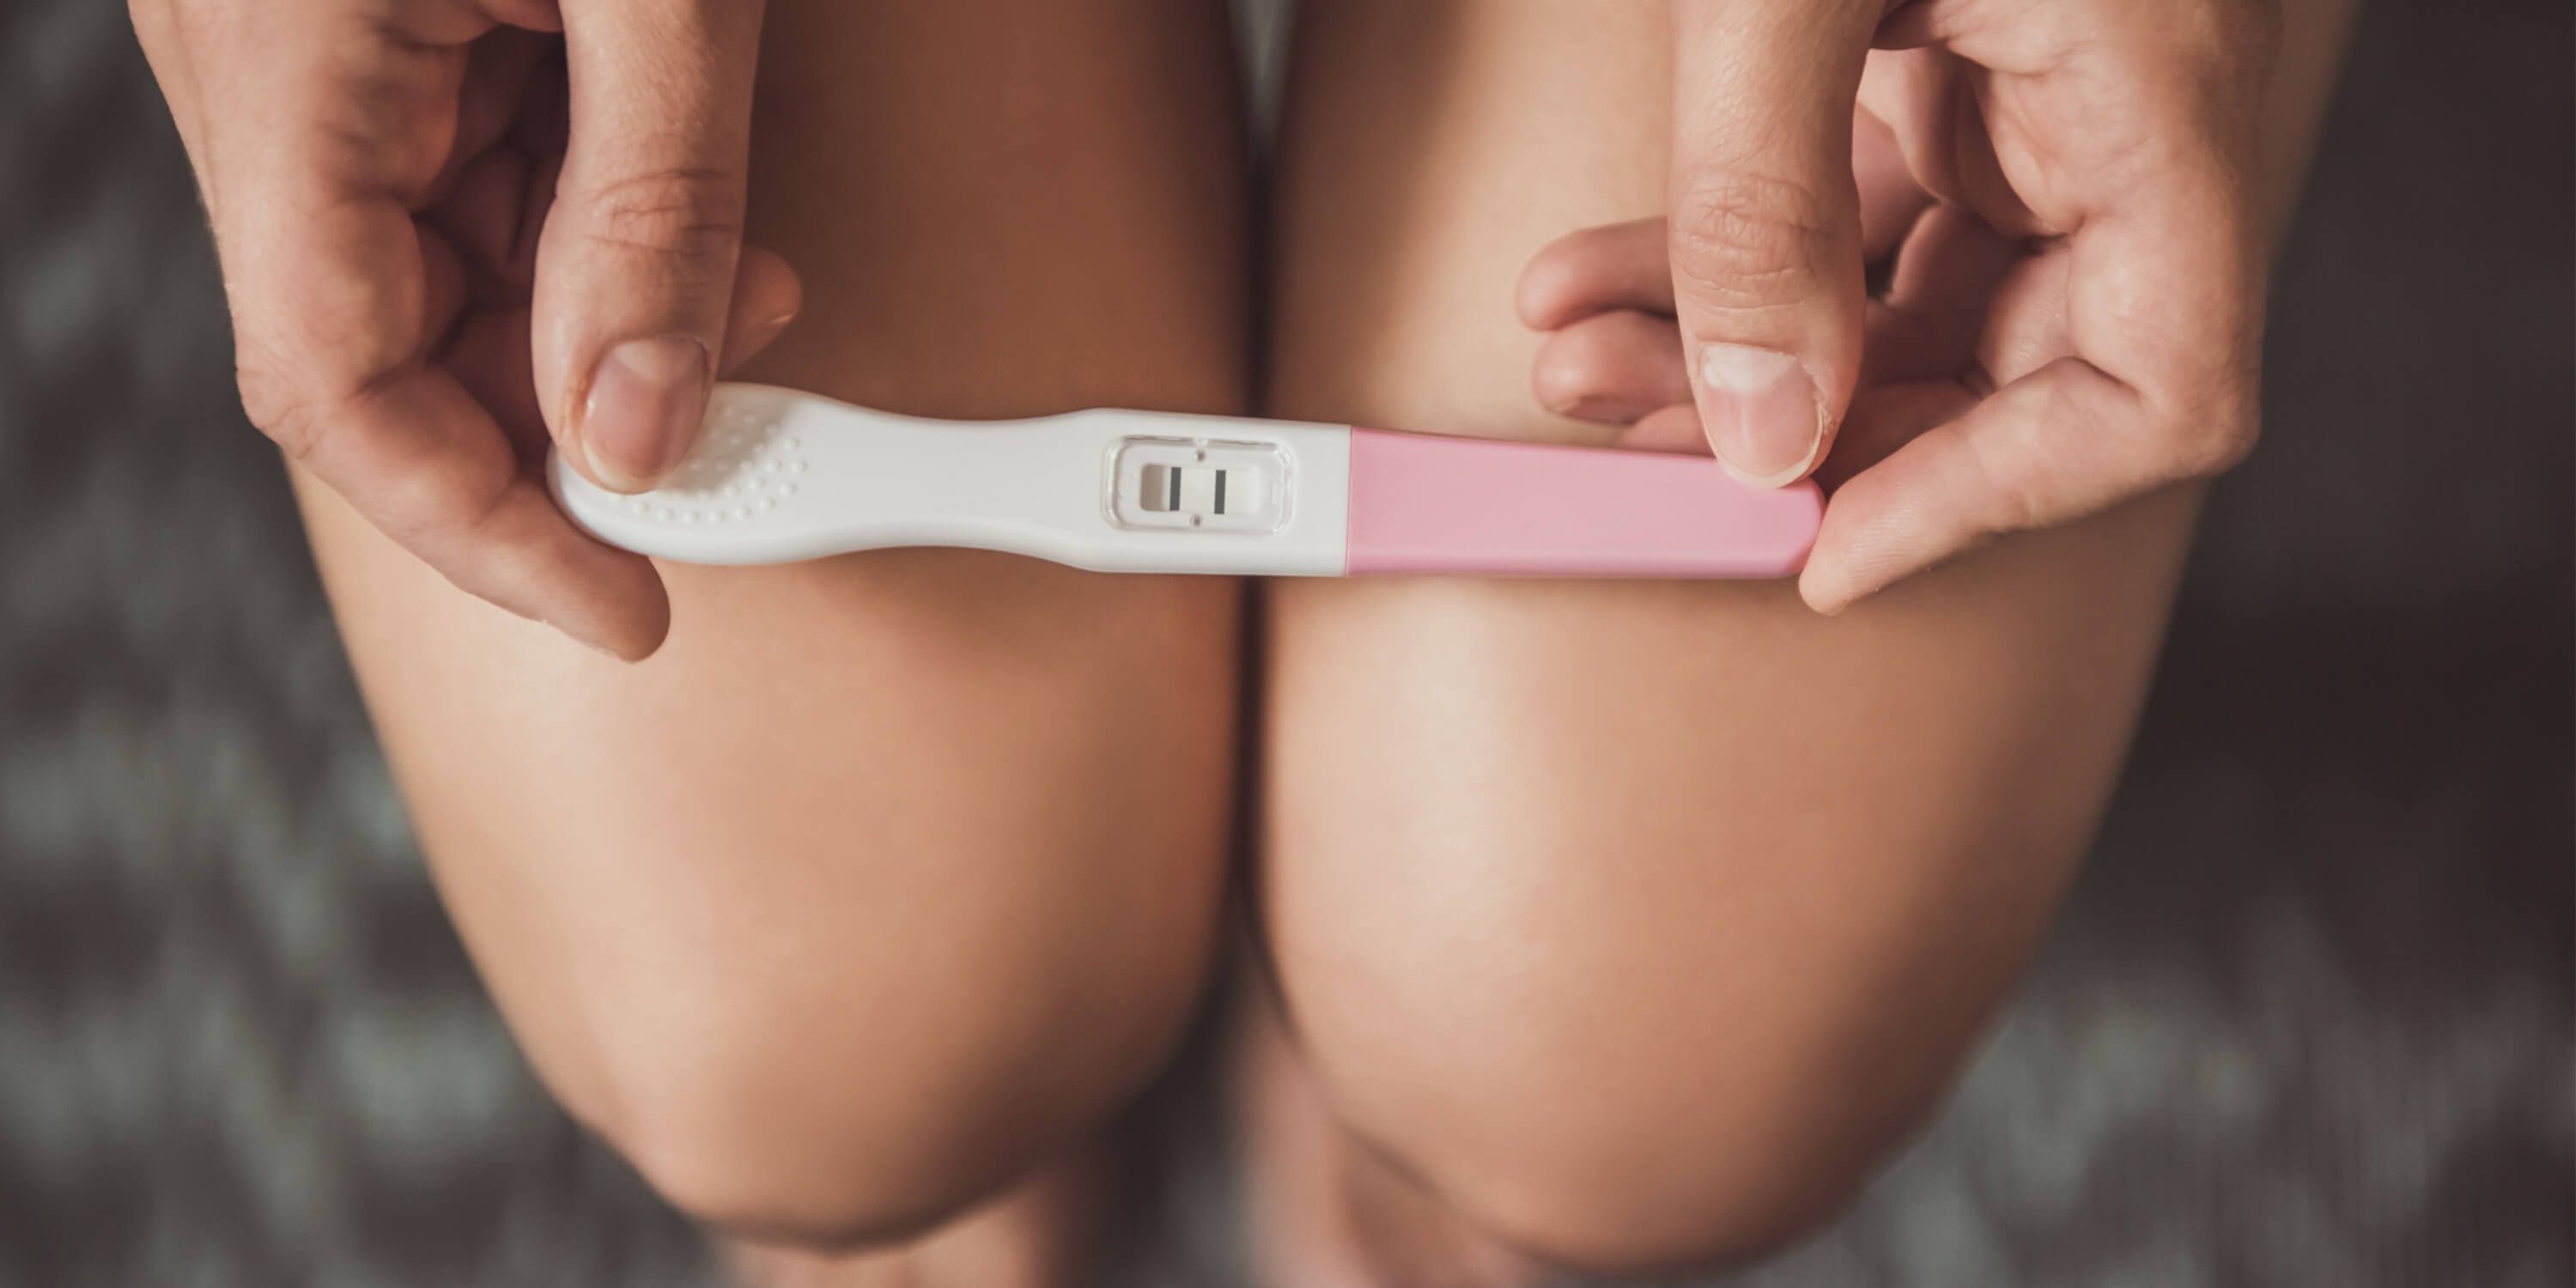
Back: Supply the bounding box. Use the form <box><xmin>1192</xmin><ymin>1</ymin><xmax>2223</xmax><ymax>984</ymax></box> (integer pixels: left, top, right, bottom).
<box><xmin>1700</xmin><ymin>343</ymin><xmax>1823</xmax><ymax>487</ymax></box>
<box><xmin>730</xmin><ymin>311</ymin><xmax>800</xmax><ymax>366</ymax></box>
<box><xmin>582</xmin><ymin>335</ymin><xmax>710</xmax><ymax>490</ymax></box>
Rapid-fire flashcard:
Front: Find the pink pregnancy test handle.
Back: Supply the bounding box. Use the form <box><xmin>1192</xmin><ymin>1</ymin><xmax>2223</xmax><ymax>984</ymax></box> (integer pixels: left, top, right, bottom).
<box><xmin>1343</xmin><ymin>428</ymin><xmax>1820</xmax><ymax>578</ymax></box>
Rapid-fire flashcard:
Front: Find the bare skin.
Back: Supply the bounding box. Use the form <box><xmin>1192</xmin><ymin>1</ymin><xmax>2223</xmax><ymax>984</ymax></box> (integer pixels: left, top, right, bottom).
<box><xmin>1255</xmin><ymin>10</ymin><xmax>2199</xmax><ymax>1261</ymax></box>
<box><xmin>1245</xmin><ymin>0</ymin><xmax>2354</xmax><ymax>1279</ymax></box>
<box><xmin>185</xmin><ymin>0</ymin><xmax>2360</xmax><ymax>1283</ymax></box>
<box><xmin>289</xmin><ymin>0</ymin><xmax>1248</xmax><ymax>1272</ymax></box>
<box><xmin>725</xmin><ymin>1146</ymin><xmax>1111</xmax><ymax>1288</ymax></box>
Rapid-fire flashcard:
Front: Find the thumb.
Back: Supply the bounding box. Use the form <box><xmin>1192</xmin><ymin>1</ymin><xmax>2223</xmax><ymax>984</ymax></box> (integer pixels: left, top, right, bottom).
<box><xmin>536</xmin><ymin>0</ymin><xmax>775</xmax><ymax>492</ymax></box>
<box><xmin>1668</xmin><ymin>0</ymin><xmax>1880</xmax><ymax>487</ymax></box>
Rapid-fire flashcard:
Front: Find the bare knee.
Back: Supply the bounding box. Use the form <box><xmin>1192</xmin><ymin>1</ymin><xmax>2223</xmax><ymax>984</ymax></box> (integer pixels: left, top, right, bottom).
<box><xmin>516</xmin><ymin>827</ymin><xmax>1222</xmax><ymax>1251</ymax></box>
<box><xmin>1273</xmin><ymin>819</ymin><xmax>2020</xmax><ymax>1277</ymax></box>
<box><xmin>1443</xmin><ymin>1076</ymin><xmax>1926</xmax><ymax>1275</ymax></box>
<box><xmin>1316</xmin><ymin>1016</ymin><xmax>1940</xmax><ymax>1273</ymax></box>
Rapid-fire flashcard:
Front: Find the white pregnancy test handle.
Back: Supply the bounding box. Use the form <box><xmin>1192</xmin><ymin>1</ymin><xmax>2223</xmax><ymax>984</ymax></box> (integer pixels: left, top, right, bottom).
<box><xmin>549</xmin><ymin>384</ymin><xmax>1820</xmax><ymax>578</ymax></box>
<box><xmin>551</xmin><ymin>384</ymin><xmax>1352</xmax><ymax>575</ymax></box>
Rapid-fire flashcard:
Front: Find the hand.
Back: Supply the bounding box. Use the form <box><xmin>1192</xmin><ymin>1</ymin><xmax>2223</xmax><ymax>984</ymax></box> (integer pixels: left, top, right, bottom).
<box><xmin>131</xmin><ymin>0</ymin><xmax>803</xmax><ymax>658</ymax></box>
<box><xmin>1517</xmin><ymin>0</ymin><xmax>2279</xmax><ymax>612</ymax></box>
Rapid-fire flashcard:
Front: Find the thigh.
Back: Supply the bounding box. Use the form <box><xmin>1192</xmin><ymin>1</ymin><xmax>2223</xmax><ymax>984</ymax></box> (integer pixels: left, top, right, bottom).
<box><xmin>1257</xmin><ymin>0</ymin><xmax>2347</xmax><ymax>1266</ymax></box>
<box><xmin>296</xmin><ymin>0</ymin><xmax>1248</xmax><ymax>1240</ymax></box>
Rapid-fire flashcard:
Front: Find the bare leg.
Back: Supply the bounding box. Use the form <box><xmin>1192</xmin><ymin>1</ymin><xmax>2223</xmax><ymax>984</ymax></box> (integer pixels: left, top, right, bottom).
<box><xmin>1248</xmin><ymin>0</ymin><xmax>2355</xmax><ymax>1279</ymax></box>
<box><xmin>725</xmin><ymin>1145</ymin><xmax>1110</xmax><ymax>1288</ymax></box>
<box><xmin>1231</xmin><ymin>983</ymin><xmax>1537</xmax><ymax>1288</ymax></box>
<box><xmin>292</xmin><ymin>0</ymin><xmax>1249</xmax><ymax>1272</ymax></box>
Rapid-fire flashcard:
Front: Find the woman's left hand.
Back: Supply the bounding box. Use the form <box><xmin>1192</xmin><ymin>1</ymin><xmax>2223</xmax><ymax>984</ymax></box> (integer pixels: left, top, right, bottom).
<box><xmin>1516</xmin><ymin>0</ymin><xmax>2281</xmax><ymax>613</ymax></box>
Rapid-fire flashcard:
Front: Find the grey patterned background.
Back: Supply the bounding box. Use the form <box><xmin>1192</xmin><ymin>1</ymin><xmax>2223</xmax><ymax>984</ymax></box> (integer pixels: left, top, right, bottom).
<box><xmin>2</xmin><ymin>1</ymin><xmax>2569</xmax><ymax>1285</ymax></box>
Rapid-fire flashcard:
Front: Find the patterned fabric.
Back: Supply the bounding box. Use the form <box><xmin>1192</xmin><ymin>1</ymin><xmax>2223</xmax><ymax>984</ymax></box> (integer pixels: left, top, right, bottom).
<box><xmin>1</xmin><ymin>2</ymin><xmax>2567</xmax><ymax>1285</ymax></box>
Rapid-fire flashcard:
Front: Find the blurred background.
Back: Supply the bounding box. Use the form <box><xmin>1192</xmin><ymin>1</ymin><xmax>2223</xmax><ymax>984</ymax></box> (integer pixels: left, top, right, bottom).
<box><xmin>3</xmin><ymin>0</ymin><xmax>2569</xmax><ymax>1285</ymax></box>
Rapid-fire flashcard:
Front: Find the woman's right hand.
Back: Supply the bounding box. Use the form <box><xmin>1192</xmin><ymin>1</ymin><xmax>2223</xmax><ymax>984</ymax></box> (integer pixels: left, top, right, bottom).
<box><xmin>130</xmin><ymin>0</ymin><xmax>802</xmax><ymax>659</ymax></box>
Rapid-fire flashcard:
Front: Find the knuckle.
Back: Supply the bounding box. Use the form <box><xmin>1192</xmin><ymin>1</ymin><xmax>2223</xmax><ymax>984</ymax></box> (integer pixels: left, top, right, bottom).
<box><xmin>234</xmin><ymin>361</ymin><xmax>320</xmax><ymax>459</ymax></box>
<box><xmin>1966</xmin><ymin>423</ymin><xmax>2055</xmax><ymax>535</ymax></box>
<box><xmin>1668</xmin><ymin>171</ymin><xmax>1838</xmax><ymax>313</ymax></box>
<box><xmin>231</xmin><ymin>319</ymin><xmax>354</xmax><ymax>461</ymax></box>
<box><xmin>573</xmin><ymin>166</ymin><xmax>747</xmax><ymax>260</ymax></box>
<box><xmin>399</xmin><ymin>471</ymin><xmax>493</xmax><ymax>544</ymax></box>
<box><xmin>2157</xmin><ymin>346</ymin><xmax>2265</xmax><ymax>477</ymax></box>
<box><xmin>2165</xmin><ymin>402</ymin><xmax>2260</xmax><ymax>477</ymax></box>
<box><xmin>234</xmin><ymin>346</ymin><xmax>401</xmax><ymax>472</ymax></box>
<box><xmin>377</xmin><ymin>447</ymin><xmax>509</xmax><ymax>552</ymax></box>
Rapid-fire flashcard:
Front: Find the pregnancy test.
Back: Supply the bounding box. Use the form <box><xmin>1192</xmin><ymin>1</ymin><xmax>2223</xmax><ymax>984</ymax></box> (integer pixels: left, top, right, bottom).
<box><xmin>548</xmin><ymin>383</ymin><xmax>1819</xmax><ymax>577</ymax></box>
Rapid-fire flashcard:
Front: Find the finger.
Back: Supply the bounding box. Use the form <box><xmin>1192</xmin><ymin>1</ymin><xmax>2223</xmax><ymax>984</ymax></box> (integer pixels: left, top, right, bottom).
<box><xmin>442</xmin><ymin>307</ymin><xmax>551</xmax><ymax>458</ymax></box>
<box><xmin>1855</xmin><ymin>46</ymin><xmax>2044</xmax><ymax>236</ymax></box>
<box><xmin>1859</xmin><ymin>202</ymin><xmax>2024</xmax><ymax>386</ymax></box>
<box><xmin>1621</xmin><ymin>404</ymin><xmax>1716</xmax><ymax>456</ymax></box>
<box><xmin>1969</xmin><ymin>241</ymin><xmax>2075</xmax><ymax>390</ymax></box>
<box><xmin>443</xmin><ymin>249</ymin><xmax>796</xmax><ymax>462</ymax></box>
<box><xmin>1531</xmin><ymin>310</ymin><xmax>1692</xmax><ymax>424</ymax></box>
<box><xmin>2060</xmin><ymin>102</ymin><xmax>2268</xmax><ymax>428</ymax></box>
<box><xmin>422</xmin><ymin>27</ymin><xmax>555</xmax><ymax>204</ymax></box>
<box><xmin>1517</xmin><ymin>219</ymin><xmax>1676</xmax><ymax>329</ymax></box>
<box><xmin>1807</xmin><ymin>2</ymin><xmax>2272</xmax><ymax>613</ymax></box>
<box><xmin>532</xmin><ymin>0</ymin><xmax>786</xmax><ymax>492</ymax></box>
<box><xmin>1798</xmin><ymin>355</ymin><xmax>2249</xmax><ymax>614</ymax></box>
<box><xmin>1893</xmin><ymin>0</ymin><xmax>2271</xmax><ymax>404</ymax></box>
<box><xmin>1853</xmin><ymin>101</ymin><xmax>1932</xmax><ymax>264</ymax></box>
<box><xmin>1668</xmin><ymin>0</ymin><xmax>1881</xmax><ymax>487</ymax></box>
<box><xmin>1515</xmin><ymin>118</ymin><xmax>1926</xmax><ymax>329</ymax></box>
<box><xmin>187</xmin><ymin>15</ymin><xmax>669</xmax><ymax>656</ymax></box>
<box><xmin>1814</xmin><ymin>379</ymin><xmax>1979</xmax><ymax>488</ymax></box>
<box><xmin>293</xmin><ymin>362</ymin><xmax>672</xmax><ymax>656</ymax></box>
<box><xmin>227</xmin><ymin>189</ymin><xmax>667</xmax><ymax>655</ymax></box>
<box><xmin>1947</xmin><ymin>0</ymin><xmax>2271</xmax><ymax>445</ymax></box>
<box><xmin>1628</xmin><ymin>373</ymin><xmax>1983</xmax><ymax>479</ymax></box>
<box><xmin>716</xmin><ymin>246</ymin><xmax>803</xmax><ymax>369</ymax></box>
<box><xmin>430</xmin><ymin>143</ymin><xmax>539</xmax><ymax>304</ymax></box>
